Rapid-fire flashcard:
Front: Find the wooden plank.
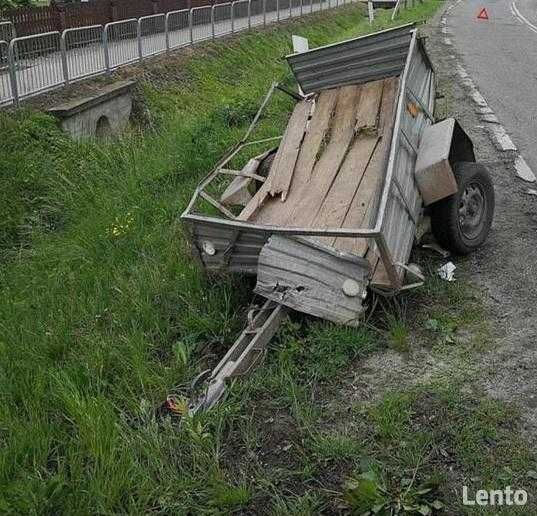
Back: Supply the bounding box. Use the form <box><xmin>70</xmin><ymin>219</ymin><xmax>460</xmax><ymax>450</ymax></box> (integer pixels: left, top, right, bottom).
<box><xmin>220</xmin><ymin>159</ymin><xmax>262</xmax><ymax>207</ymax></box>
<box><xmin>268</xmin><ymin>100</ymin><xmax>312</xmax><ymax>201</ymax></box>
<box><xmin>238</xmin><ymin>100</ymin><xmax>311</xmax><ymax>221</ymax></box>
<box><xmin>311</xmin><ymin>80</ymin><xmax>385</xmax><ymax>246</ymax></box>
<box><xmin>334</xmin><ymin>77</ymin><xmax>399</xmax><ymax>255</ymax></box>
<box><xmin>368</xmin><ymin>253</ymin><xmax>393</xmax><ymax>289</ymax></box>
<box><xmin>296</xmin><ymin>88</ymin><xmax>339</xmax><ymax>182</ymax></box>
<box><xmin>286</xmin><ymin>85</ymin><xmax>363</xmax><ymax>225</ymax></box>
<box><xmin>248</xmin><ymin>88</ymin><xmax>339</xmax><ymax>225</ymax></box>
<box><xmin>354</xmin><ymin>79</ymin><xmax>385</xmax><ymax>132</ymax></box>
<box><xmin>311</xmin><ymin>136</ymin><xmax>379</xmax><ymax>246</ymax></box>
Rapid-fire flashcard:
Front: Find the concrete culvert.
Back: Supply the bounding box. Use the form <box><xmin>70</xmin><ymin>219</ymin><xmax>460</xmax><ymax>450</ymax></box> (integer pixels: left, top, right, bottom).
<box><xmin>95</xmin><ymin>115</ymin><xmax>112</xmax><ymax>138</ymax></box>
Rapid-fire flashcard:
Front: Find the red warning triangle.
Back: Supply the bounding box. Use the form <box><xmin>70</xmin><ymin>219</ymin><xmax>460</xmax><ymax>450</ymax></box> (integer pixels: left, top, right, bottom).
<box><xmin>477</xmin><ymin>7</ymin><xmax>489</xmax><ymax>20</ymax></box>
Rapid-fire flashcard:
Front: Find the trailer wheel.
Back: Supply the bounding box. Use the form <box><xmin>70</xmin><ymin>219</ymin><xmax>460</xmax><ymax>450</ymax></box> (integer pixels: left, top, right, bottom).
<box><xmin>430</xmin><ymin>162</ymin><xmax>494</xmax><ymax>255</ymax></box>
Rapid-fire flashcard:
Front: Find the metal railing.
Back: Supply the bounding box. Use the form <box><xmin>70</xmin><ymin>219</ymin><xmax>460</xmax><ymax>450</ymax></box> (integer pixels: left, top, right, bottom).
<box><xmin>103</xmin><ymin>19</ymin><xmax>139</xmax><ymax>70</ymax></box>
<box><xmin>8</xmin><ymin>31</ymin><xmax>63</xmax><ymax>101</ymax></box>
<box><xmin>166</xmin><ymin>9</ymin><xmax>190</xmax><ymax>50</ymax></box>
<box><xmin>139</xmin><ymin>14</ymin><xmax>167</xmax><ymax>58</ymax></box>
<box><xmin>0</xmin><ymin>0</ymin><xmax>356</xmax><ymax>106</ymax></box>
<box><xmin>62</xmin><ymin>25</ymin><xmax>105</xmax><ymax>83</ymax></box>
<box><xmin>0</xmin><ymin>21</ymin><xmax>15</xmax><ymax>42</ymax></box>
<box><xmin>0</xmin><ymin>40</ymin><xmax>13</xmax><ymax>104</ymax></box>
<box><xmin>213</xmin><ymin>3</ymin><xmax>233</xmax><ymax>38</ymax></box>
<box><xmin>191</xmin><ymin>6</ymin><xmax>212</xmax><ymax>42</ymax></box>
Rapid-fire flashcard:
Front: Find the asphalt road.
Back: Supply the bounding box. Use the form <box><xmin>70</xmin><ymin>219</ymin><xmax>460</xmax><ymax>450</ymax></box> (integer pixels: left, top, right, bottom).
<box><xmin>448</xmin><ymin>0</ymin><xmax>537</xmax><ymax>172</ymax></box>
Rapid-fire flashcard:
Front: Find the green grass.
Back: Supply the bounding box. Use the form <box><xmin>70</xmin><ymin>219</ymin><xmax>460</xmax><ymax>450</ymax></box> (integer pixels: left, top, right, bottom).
<box><xmin>4</xmin><ymin>1</ymin><xmax>528</xmax><ymax>513</ymax></box>
<box><xmin>347</xmin><ymin>383</ymin><xmax>537</xmax><ymax>515</ymax></box>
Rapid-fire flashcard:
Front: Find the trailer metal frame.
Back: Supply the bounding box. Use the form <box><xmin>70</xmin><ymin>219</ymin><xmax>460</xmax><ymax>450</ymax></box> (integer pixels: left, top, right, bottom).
<box><xmin>182</xmin><ymin>26</ymin><xmax>435</xmax><ymax>293</ymax></box>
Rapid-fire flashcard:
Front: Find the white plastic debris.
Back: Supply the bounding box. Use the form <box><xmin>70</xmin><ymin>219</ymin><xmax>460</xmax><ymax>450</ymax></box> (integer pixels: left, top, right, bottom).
<box><xmin>292</xmin><ymin>35</ymin><xmax>309</xmax><ymax>54</ymax></box>
<box><xmin>438</xmin><ymin>261</ymin><xmax>456</xmax><ymax>282</ymax></box>
<box><xmin>423</xmin><ymin>242</ymin><xmax>450</xmax><ymax>258</ymax></box>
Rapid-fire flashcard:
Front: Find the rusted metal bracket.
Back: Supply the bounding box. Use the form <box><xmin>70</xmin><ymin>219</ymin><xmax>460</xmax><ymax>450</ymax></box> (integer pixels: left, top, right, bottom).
<box><xmin>188</xmin><ymin>299</ymin><xmax>287</xmax><ymax>414</ymax></box>
<box><xmin>275</xmin><ymin>83</ymin><xmax>304</xmax><ymax>102</ymax></box>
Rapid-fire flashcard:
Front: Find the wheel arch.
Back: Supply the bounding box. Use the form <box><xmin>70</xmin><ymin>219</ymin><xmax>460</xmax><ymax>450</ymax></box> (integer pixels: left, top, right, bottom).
<box><xmin>448</xmin><ymin>118</ymin><xmax>476</xmax><ymax>165</ymax></box>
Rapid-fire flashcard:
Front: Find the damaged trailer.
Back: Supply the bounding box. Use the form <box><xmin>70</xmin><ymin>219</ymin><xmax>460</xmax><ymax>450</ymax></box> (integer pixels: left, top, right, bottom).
<box><xmin>181</xmin><ymin>25</ymin><xmax>494</xmax><ymax>411</ymax></box>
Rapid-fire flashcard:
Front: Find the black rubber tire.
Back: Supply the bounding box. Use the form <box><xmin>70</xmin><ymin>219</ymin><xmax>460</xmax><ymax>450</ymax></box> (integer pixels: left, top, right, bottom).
<box><xmin>430</xmin><ymin>161</ymin><xmax>494</xmax><ymax>255</ymax></box>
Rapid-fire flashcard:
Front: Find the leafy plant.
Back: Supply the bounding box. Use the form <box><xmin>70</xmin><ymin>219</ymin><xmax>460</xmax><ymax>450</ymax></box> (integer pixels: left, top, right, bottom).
<box><xmin>424</xmin><ymin>318</ymin><xmax>457</xmax><ymax>345</ymax></box>
<box><xmin>344</xmin><ymin>469</ymin><xmax>444</xmax><ymax>515</ymax></box>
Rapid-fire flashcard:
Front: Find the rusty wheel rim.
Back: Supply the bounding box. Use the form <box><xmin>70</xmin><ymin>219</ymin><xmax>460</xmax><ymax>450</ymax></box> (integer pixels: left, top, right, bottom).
<box><xmin>458</xmin><ymin>182</ymin><xmax>486</xmax><ymax>240</ymax></box>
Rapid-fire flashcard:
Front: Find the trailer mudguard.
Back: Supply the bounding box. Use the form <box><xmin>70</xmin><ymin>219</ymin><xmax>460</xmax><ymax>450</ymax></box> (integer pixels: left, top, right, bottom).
<box><xmin>414</xmin><ymin>117</ymin><xmax>476</xmax><ymax>206</ymax></box>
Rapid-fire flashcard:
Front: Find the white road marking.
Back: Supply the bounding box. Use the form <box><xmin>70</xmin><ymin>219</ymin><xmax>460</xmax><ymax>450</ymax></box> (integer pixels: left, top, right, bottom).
<box><xmin>511</xmin><ymin>1</ymin><xmax>537</xmax><ymax>34</ymax></box>
<box><xmin>488</xmin><ymin>124</ymin><xmax>517</xmax><ymax>151</ymax></box>
<box><xmin>514</xmin><ymin>156</ymin><xmax>537</xmax><ymax>182</ymax></box>
<box><xmin>470</xmin><ymin>89</ymin><xmax>487</xmax><ymax>107</ymax></box>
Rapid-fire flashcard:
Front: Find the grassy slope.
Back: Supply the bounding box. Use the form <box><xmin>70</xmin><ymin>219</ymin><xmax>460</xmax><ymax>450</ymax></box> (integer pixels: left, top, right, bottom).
<box><xmin>1</xmin><ymin>2</ymin><xmax>535</xmax><ymax>514</ymax></box>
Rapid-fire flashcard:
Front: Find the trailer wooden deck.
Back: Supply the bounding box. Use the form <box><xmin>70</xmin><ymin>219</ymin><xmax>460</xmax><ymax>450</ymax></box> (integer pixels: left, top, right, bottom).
<box><xmin>238</xmin><ymin>76</ymin><xmax>399</xmax><ymax>286</ymax></box>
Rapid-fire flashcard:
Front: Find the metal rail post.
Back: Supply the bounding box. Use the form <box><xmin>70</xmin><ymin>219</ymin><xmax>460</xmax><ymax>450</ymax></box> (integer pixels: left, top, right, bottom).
<box><xmin>289</xmin><ymin>0</ymin><xmax>292</xmax><ymax>18</ymax></box>
<box><xmin>189</xmin><ymin>8</ymin><xmax>194</xmax><ymax>44</ymax></box>
<box><xmin>231</xmin><ymin>2</ymin><xmax>235</xmax><ymax>32</ymax></box>
<box><xmin>248</xmin><ymin>0</ymin><xmax>251</xmax><ymax>29</ymax></box>
<box><xmin>211</xmin><ymin>4</ymin><xmax>215</xmax><ymax>39</ymax></box>
<box><xmin>103</xmin><ymin>25</ymin><xmax>110</xmax><ymax>73</ymax></box>
<box><xmin>165</xmin><ymin>12</ymin><xmax>170</xmax><ymax>51</ymax></box>
<box><xmin>60</xmin><ymin>31</ymin><xmax>69</xmax><ymax>86</ymax></box>
<box><xmin>263</xmin><ymin>0</ymin><xmax>266</xmax><ymax>26</ymax></box>
<box><xmin>7</xmin><ymin>39</ymin><xmax>18</xmax><ymax>106</ymax></box>
<box><xmin>277</xmin><ymin>0</ymin><xmax>280</xmax><ymax>21</ymax></box>
<box><xmin>137</xmin><ymin>21</ymin><xmax>142</xmax><ymax>60</ymax></box>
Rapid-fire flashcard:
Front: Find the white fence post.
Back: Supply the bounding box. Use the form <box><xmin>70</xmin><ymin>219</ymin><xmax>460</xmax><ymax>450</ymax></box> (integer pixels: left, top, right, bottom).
<box><xmin>7</xmin><ymin>39</ymin><xmax>18</xmax><ymax>105</ymax></box>
<box><xmin>103</xmin><ymin>24</ymin><xmax>110</xmax><ymax>73</ymax></box>
<box><xmin>189</xmin><ymin>8</ymin><xmax>194</xmax><ymax>43</ymax></box>
<box><xmin>60</xmin><ymin>31</ymin><xmax>69</xmax><ymax>86</ymax></box>
<box><xmin>165</xmin><ymin>12</ymin><xmax>170</xmax><ymax>51</ymax></box>
<box><xmin>368</xmin><ymin>0</ymin><xmax>374</xmax><ymax>24</ymax></box>
<box><xmin>137</xmin><ymin>20</ymin><xmax>142</xmax><ymax>60</ymax></box>
<box><xmin>211</xmin><ymin>4</ymin><xmax>216</xmax><ymax>39</ymax></box>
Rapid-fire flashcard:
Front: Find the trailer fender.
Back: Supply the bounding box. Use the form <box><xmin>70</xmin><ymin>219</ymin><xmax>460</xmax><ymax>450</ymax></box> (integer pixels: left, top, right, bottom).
<box><xmin>414</xmin><ymin>118</ymin><xmax>476</xmax><ymax>206</ymax></box>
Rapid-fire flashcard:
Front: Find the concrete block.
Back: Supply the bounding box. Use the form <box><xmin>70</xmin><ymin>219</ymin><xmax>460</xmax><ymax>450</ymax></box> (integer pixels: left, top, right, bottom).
<box><xmin>47</xmin><ymin>80</ymin><xmax>135</xmax><ymax>140</ymax></box>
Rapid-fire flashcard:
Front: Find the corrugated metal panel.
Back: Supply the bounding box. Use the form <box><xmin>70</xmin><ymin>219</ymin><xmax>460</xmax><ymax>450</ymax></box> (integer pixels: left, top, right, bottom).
<box><xmin>377</xmin><ymin>36</ymin><xmax>435</xmax><ymax>286</ymax></box>
<box><xmin>255</xmin><ymin>236</ymin><xmax>370</xmax><ymax>326</ymax></box>
<box><xmin>183</xmin><ymin>218</ymin><xmax>270</xmax><ymax>274</ymax></box>
<box><xmin>286</xmin><ymin>24</ymin><xmax>414</xmax><ymax>95</ymax></box>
